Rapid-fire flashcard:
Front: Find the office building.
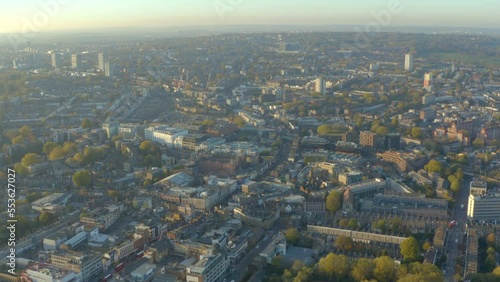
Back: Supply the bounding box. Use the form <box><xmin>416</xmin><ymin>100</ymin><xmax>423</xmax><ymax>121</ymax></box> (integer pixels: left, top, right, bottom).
<box><xmin>186</xmin><ymin>254</ymin><xmax>229</xmax><ymax>282</ymax></box>
<box><xmin>49</xmin><ymin>250</ymin><xmax>102</xmax><ymax>282</ymax></box>
<box><xmin>423</xmin><ymin>73</ymin><xmax>432</xmax><ymax>87</ymax></box>
<box><xmin>384</xmin><ymin>133</ymin><xmax>401</xmax><ymax>150</ymax></box>
<box><xmin>71</xmin><ymin>53</ymin><xmax>82</xmax><ymax>69</ymax></box>
<box><xmin>359</xmin><ymin>131</ymin><xmax>376</xmax><ymax>148</ymax></box>
<box><xmin>51</xmin><ymin>52</ymin><xmax>62</xmax><ymax>68</ymax></box>
<box><xmin>315</xmin><ymin>76</ymin><xmax>325</xmax><ymax>95</ymax></box>
<box><xmin>469</xmin><ymin>180</ymin><xmax>487</xmax><ymax>196</ymax></box>
<box><xmin>98</xmin><ymin>52</ymin><xmax>107</xmax><ymax>71</ymax></box>
<box><xmin>467</xmin><ymin>189</ymin><xmax>500</xmax><ymax>221</ymax></box>
<box><xmin>145</xmin><ymin>126</ymin><xmax>188</xmax><ymax>148</ymax></box>
<box><xmin>405</xmin><ymin>53</ymin><xmax>414</xmax><ymax>71</ymax></box>
<box><xmin>104</xmin><ymin>61</ymin><xmax>114</xmax><ymax>77</ymax></box>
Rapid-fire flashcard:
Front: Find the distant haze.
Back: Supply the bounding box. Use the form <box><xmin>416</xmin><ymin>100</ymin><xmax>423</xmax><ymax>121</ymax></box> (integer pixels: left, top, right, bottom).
<box><xmin>1</xmin><ymin>0</ymin><xmax>499</xmax><ymax>34</ymax></box>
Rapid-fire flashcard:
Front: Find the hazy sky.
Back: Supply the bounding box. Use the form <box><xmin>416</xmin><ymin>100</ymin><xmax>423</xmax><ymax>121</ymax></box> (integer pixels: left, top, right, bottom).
<box><xmin>1</xmin><ymin>0</ymin><xmax>499</xmax><ymax>33</ymax></box>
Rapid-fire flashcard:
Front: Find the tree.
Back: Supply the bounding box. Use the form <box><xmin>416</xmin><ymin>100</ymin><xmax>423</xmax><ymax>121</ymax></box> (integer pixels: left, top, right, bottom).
<box><xmin>373</xmin><ymin>256</ymin><xmax>397</xmax><ymax>282</ymax></box>
<box><xmin>26</xmin><ymin>192</ymin><xmax>42</xmax><ymax>202</ymax></box>
<box><xmin>339</xmin><ymin>218</ymin><xmax>349</xmax><ymax>228</ymax></box>
<box><xmin>486</xmin><ymin>233</ymin><xmax>496</xmax><ymax>248</ymax></box>
<box><xmin>376</xmin><ymin>126</ymin><xmax>390</xmax><ymax>136</ymax></box>
<box><xmin>62</xmin><ymin>142</ymin><xmax>77</xmax><ymax>155</ymax></box>
<box><xmin>21</xmin><ymin>153</ymin><xmax>41</xmax><ymax>166</ymax></box>
<box><xmin>424</xmin><ymin>159</ymin><xmax>442</xmax><ymax>173</ymax></box>
<box><xmin>391</xmin><ymin>117</ymin><xmax>399</xmax><ymax>128</ymax></box>
<box><xmin>43</xmin><ymin>141</ymin><xmax>58</xmax><ymax>155</ymax></box>
<box><xmin>285</xmin><ymin>228</ymin><xmax>300</xmax><ymax>245</ymax></box>
<box><xmin>400</xmin><ymin>237</ymin><xmax>420</xmax><ymax>261</ymax></box>
<box><xmin>14</xmin><ymin>163</ymin><xmax>29</xmax><ymax>175</ymax></box>
<box><xmin>202</xmin><ymin>119</ymin><xmax>216</xmax><ymax>127</ymax></box>
<box><xmin>12</xmin><ymin>135</ymin><xmax>24</xmax><ymax>144</ymax></box>
<box><xmin>81</xmin><ymin>118</ymin><xmax>93</xmax><ymax>129</ymax></box>
<box><xmin>19</xmin><ymin>125</ymin><xmax>32</xmax><ymax>138</ymax></box>
<box><xmin>347</xmin><ymin>218</ymin><xmax>358</xmax><ymax>229</ymax></box>
<box><xmin>351</xmin><ymin>258</ymin><xmax>375</xmax><ymax>281</ymax></box>
<box><xmin>49</xmin><ymin>146</ymin><xmax>66</xmax><ymax>160</ymax></box>
<box><xmin>72</xmin><ymin>170</ymin><xmax>92</xmax><ymax>187</ymax></box>
<box><xmin>472</xmin><ymin>138</ymin><xmax>485</xmax><ymax>149</ymax></box>
<box><xmin>39</xmin><ymin>212</ymin><xmax>56</xmax><ymax>224</ymax></box>
<box><xmin>326</xmin><ymin>190</ymin><xmax>341</xmax><ymax>212</ymax></box>
<box><xmin>422</xmin><ymin>242</ymin><xmax>431</xmax><ymax>252</ymax></box>
<box><xmin>411</xmin><ymin>127</ymin><xmax>423</xmax><ymax>139</ymax></box>
<box><xmin>233</xmin><ymin>116</ymin><xmax>245</xmax><ymax>127</ymax></box>
<box><xmin>494</xmin><ymin>266</ymin><xmax>500</xmax><ymax>276</ymax></box>
<box><xmin>335</xmin><ymin>235</ymin><xmax>354</xmax><ymax>251</ymax></box>
<box><xmin>139</xmin><ymin>140</ymin><xmax>153</xmax><ymax>152</ymax></box>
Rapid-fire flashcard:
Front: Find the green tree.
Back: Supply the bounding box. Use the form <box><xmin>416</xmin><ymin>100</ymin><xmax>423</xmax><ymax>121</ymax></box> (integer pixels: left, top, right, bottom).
<box><xmin>351</xmin><ymin>258</ymin><xmax>375</xmax><ymax>281</ymax></box>
<box><xmin>400</xmin><ymin>237</ymin><xmax>420</xmax><ymax>261</ymax></box>
<box><xmin>326</xmin><ymin>190</ymin><xmax>341</xmax><ymax>212</ymax></box>
<box><xmin>347</xmin><ymin>218</ymin><xmax>358</xmax><ymax>229</ymax></box>
<box><xmin>411</xmin><ymin>127</ymin><xmax>423</xmax><ymax>139</ymax></box>
<box><xmin>472</xmin><ymin>138</ymin><xmax>485</xmax><ymax>149</ymax></box>
<box><xmin>21</xmin><ymin>153</ymin><xmax>41</xmax><ymax>166</ymax></box>
<box><xmin>81</xmin><ymin>118</ymin><xmax>93</xmax><ymax>129</ymax></box>
<box><xmin>335</xmin><ymin>235</ymin><xmax>354</xmax><ymax>251</ymax></box>
<box><xmin>42</xmin><ymin>141</ymin><xmax>58</xmax><ymax>155</ymax></box>
<box><xmin>72</xmin><ymin>170</ymin><xmax>92</xmax><ymax>187</ymax></box>
<box><xmin>39</xmin><ymin>212</ymin><xmax>56</xmax><ymax>224</ymax></box>
<box><xmin>373</xmin><ymin>256</ymin><xmax>397</xmax><ymax>282</ymax></box>
<box><xmin>202</xmin><ymin>119</ymin><xmax>216</xmax><ymax>127</ymax></box>
<box><xmin>285</xmin><ymin>228</ymin><xmax>300</xmax><ymax>246</ymax></box>
<box><xmin>424</xmin><ymin>159</ymin><xmax>442</xmax><ymax>173</ymax></box>
<box><xmin>26</xmin><ymin>192</ymin><xmax>42</xmax><ymax>202</ymax></box>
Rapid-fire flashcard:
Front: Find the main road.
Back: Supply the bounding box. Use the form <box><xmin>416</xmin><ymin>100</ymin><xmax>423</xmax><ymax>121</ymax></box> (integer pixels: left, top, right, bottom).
<box><xmin>444</xmin><ymin>175</ymin><xmax>471</xmax><ymax>281</ymax></box>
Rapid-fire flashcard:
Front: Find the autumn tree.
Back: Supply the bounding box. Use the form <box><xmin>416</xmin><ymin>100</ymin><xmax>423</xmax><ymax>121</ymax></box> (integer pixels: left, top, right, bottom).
<box><xmin>400</xmin><ymin>236</ymin><xmax>420</xmax><ymax>262</ymax></box>
<box><xmin>373</xmin><ymin>256</ymin><xmax>397</xmax><ymax>282</ymax></box>
<box><xmin>81</xmin><ymin>118</ymin><xmax>93</xmax><ymax>129</ymax></box>
<box><xmin>351</xmin><ymin>258</ymin><xmax>375</xmax><ymax>281</ymax></box>
<box><xmin>335</xmin><ymin>235</ymin><xmax>354</xmax><ymax>251</ymax></box>
<box><xmin>19</xmin><ymin>125</ymin><xmax>32</xmax><ymax>138</ymax></box>
<box><xmin>285</xmin><ymin>228</ymin><xmax>300</xmax><ymax>246</ymax></box>
<box><xmin>42</xmin><ymin>141</ymin><xmax>58</xmax><ymax>155</ymax></box>
<box><xmin>326</xmin><ymin>190</ymin><xmax>341</xmax><ymax>212</ymax></box>
<box><xmin>21</xmin><ymin>153</ymin><xmax>41</xmax><ymax>166</ymax></box>
<box><xmin>424</xmin><ymin>159</ymin><xmax>442</xmax><ymax>173</ymax></box>
<box><xmin>411</xmin><ymin>127</ymin><xmax>423</xmax><ymax>139</ymax></box>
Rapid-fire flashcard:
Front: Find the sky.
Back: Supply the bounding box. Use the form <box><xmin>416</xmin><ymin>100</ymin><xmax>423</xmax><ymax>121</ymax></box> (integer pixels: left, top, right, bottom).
<box><xmin>1</xmin><ymin>0</ymin><xmax>499</xmax><ymax>33</ymax></box>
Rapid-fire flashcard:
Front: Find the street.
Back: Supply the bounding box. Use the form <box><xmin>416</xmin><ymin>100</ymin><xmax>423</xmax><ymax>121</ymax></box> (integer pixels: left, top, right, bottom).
<box><xmin>228</xmin><ymin>221</ymin><xmax>285</xmax><ymax>282</ymax></box>
<box><xmin>444</xmin><ymin>176</ymin><xmax>471</xmax><ymax>281</ymax></box>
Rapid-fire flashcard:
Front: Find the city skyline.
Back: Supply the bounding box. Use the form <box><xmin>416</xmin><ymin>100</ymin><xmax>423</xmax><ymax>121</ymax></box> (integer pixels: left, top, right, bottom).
<box><xmin>1</xmin><ymin>0</ymin><xmax>499</xmax><ymax>34</ymax></box>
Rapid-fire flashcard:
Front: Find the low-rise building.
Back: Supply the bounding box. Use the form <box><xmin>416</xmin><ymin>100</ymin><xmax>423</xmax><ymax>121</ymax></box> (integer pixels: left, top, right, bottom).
<box><xmin>186</xmin><ymin>254</ymin><xmax>229</xmax><ymax>282</ymax></box>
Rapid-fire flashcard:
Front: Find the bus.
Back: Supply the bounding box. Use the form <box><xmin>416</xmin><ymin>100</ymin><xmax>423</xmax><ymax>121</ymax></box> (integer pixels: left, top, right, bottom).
<box><xmin>115</xmin><ymin>263</ymin><xmax>125</xmax><ymax>272</ymax></box>
<box><xmin>102</xmin><ymin>274</ymin><xmax>112</xmax><ymax>281</ymax></box>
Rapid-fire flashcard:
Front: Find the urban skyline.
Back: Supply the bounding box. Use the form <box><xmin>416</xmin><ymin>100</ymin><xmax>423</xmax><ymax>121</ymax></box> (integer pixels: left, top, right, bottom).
<box><xmin>1</xmin><ymin>0</ymin><xmax>499</xmax><ymax>33</ymax></box>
